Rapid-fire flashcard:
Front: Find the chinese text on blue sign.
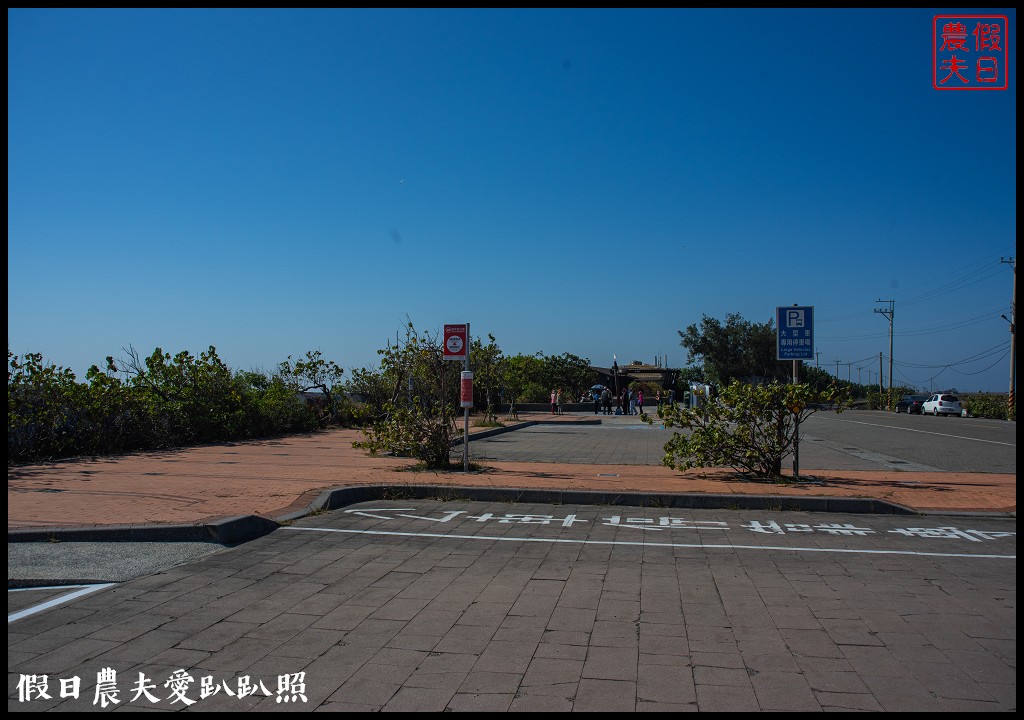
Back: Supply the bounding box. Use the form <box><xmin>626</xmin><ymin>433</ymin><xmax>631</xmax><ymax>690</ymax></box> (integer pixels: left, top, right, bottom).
<box><xmin>777</xmin><ymin>306</ymin><xmax>814</xmax><ymax>361</ymax></box>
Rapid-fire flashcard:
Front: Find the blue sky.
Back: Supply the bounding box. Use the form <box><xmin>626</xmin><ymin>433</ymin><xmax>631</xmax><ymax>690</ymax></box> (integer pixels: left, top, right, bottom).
<box><xmin>8</xmin><ymin>8</ymin><xmax>1017</xmax><ymax>393</ymax></box>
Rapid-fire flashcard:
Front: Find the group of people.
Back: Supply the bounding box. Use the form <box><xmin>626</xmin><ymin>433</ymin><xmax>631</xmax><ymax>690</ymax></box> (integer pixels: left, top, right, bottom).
<box><xmin>553</xmin><ymin>386</ymin><xmax>677</xmax><ymax>416</ymax></box>
<box><xmin>550</xmin><ymin>388</ymin><xmax>564</xmax><ymax>415</ymax></box>
<box><xmin>590</xmin><ymin>386</ymin><xmax>647</xmax><ymax>415</ymax></box>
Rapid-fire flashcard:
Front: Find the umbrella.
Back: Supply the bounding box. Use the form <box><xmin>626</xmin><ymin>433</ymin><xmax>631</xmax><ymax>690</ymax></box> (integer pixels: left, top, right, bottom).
<box><xmin>590</xmin><ymin>384</ymin><xmax>606</xmax><ymax>391</ymax></box>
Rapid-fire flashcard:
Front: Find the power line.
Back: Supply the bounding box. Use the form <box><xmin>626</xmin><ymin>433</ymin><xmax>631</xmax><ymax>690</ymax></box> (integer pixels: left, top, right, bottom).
<box><xmin>890</xmin><ymin>340</ymin><xmax>1010</xmax><ymax>369</ymax></box>
<box><xmin>950</xmin><ymin>349</ymin><xmax>1010</xmax><ymax>376</ymax></box>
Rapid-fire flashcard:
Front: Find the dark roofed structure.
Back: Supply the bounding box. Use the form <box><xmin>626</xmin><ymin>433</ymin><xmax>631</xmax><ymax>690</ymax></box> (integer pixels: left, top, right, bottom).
<box><xmin>591</xmin><ymin>360</ymin><xmax>679</xmax><ymax>394</ymax></box>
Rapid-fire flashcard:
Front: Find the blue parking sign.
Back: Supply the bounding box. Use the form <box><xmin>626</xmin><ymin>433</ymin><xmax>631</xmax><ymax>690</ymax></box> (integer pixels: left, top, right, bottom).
<box><xmin>777</xmin><ymin>306</ymin><xmax>814</xmax><ymax>361</ymax></box>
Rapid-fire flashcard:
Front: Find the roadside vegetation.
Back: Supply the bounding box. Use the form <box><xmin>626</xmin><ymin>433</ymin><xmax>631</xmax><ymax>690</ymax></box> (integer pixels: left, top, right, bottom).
<box><xmin>10</xmin><ymin>311</ymin><xmax>1012</xmax><ymax>467</ymax></box>
<box><xmin>647</xmin><ymin>381</ymin><xmax>851</xmax><ymax>480</ymax></box>
<box><xmin>7</xmin><ymin>347</ymin><xmax>352</xmax><ymax>465</ymax></box>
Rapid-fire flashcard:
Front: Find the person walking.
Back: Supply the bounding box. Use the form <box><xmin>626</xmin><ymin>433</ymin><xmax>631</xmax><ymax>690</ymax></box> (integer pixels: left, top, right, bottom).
<box><xmin>593</xmin><ymin>388</ymin><xmax>601</xmax><ymax>415</ymax></box>
<box><xmin>602</xmin><ymin>387</ymin><xmax>612</xmax><ymax>415</ymax></box>
<box><xmin>637</xmin><ymin>389</ymin><xmax>644</xmax><ymax>415</ymax></box>
<box><xmin>628</xmin><ymin>388</ymin><xmax>636</xmax><ymax>416</ymax></box>
<box><xmin>556</xmin><ymin>388</ymin><xmax>564</xmax><ymax>415</ymax></box>
<box><xmin>656</xmin><ymin>390</ymin><xmax>662</xmax><ymax>407</ymax></box>
<box><xmin>619</xmin><ymin>389</ymin><xmax>628</xmax><ymax>416</ymax></box>
<box><xmin>550</xmin><ymin>389</ymin><xmax>557</xmax><ymax>415</ymax></box>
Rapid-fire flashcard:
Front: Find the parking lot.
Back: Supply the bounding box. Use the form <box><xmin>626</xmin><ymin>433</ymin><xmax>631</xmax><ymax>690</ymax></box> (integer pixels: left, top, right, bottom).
<box><xmin>8</xmin><ymin>412</ymin><xmax>1017</xmax><ymax>711</ymax></box>
<box><xmin>9</xmin><ymin>497</ymin><xmax>1016</xmax><ymax>712</ymax></box>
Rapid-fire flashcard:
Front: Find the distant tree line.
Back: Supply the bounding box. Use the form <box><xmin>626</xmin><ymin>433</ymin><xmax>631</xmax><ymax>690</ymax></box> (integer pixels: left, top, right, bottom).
<box><xmin>7</xmin><ymin>347</ymin><xmax>351</xmax><ymax>464</ymax></box>
<box><xmin>7</xmin><ymin>327</ymin><xmax>597</xmax><ymax>466</ymax></box>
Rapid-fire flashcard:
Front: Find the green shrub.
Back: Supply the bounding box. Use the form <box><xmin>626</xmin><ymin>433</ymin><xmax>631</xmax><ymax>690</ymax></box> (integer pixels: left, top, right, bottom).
<box><xmin>960</xmin><ymin>393</ymin><xmax>1011</xmax><ymax>420</ymax></box>
<box><xmin>650</xmin><ymin>380</ymin><xmax>852</xmax><ymax>479</ymax></box>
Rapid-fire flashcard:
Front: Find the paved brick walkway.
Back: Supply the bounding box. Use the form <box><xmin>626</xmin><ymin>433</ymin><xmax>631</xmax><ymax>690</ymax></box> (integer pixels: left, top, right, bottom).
<box><xmin>7</xmin><ymin>414</ymin><xmax>1016</xmax><ymax>532</ymax></box>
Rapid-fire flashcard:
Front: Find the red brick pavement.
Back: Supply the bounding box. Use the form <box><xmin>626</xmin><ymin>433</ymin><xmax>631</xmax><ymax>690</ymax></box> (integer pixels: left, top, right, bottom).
<box><xmin>7</xmin><ymin>415</ymin><xmax>1016</xmax><ymax>530</ymax></box>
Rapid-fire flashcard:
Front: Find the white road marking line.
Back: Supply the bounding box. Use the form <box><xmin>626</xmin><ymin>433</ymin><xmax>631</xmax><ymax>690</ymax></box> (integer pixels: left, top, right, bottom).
<box><xmin>8</xmin><ymin>583</ymin><xmax>116</xmax><ymax>624</ymax></box>
<box><xmin>833</xmin><ymin>418</ymin><xmax>1016</xmax><ymax>447</ymax></box>
<box><xmin>283</xmin><ymin>527</ymin><xmax>1015</xmax><ymax>560</ymax></box>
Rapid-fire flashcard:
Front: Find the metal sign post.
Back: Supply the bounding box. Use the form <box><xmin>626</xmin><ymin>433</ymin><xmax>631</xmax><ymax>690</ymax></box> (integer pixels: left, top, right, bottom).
<box><xmin>444</xmin><ymin>323</ymin><xmax>471</xmax><ymax>471</ymax></box>
<box><xmin>778</xmin><ymin>305</ymin><xmax>813</xmax><ymax>480</ymax></box>
<box><xmin>464</xmin><ymin>323</ymin><xmax>470</xmax><ymax>472</ymax></box>
<box><xmin>792</xmin><ymin>358</ymin><xmax>800</xmax><ymax>479</ymax></box>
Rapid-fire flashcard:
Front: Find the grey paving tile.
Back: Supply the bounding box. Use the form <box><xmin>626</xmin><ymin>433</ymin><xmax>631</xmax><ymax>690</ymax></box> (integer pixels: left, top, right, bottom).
<box><xmin>750</xmin><ymin>670</ymin><xmax>821</xmax><ymax>711</ymax></box>
<box><xmin>434</xmin><ymin>624</ymin><xmax>497</xmax><ymax>654</ymax></box>
<box><xmin>903</xmin><ymin>660</ymin><xmax>997</xmax><ymax>702</ymax></box>
<box><xmin>521</xmin><ymin>656</ymin><xmax>584</xmax><ymax>686</ymax></box>
<box><xmin>694</xmin><ymin>683</ymin><xmax>760</xmax><ymax>711</ymax></box>
<box><xmin>509</xmin><ymin>690</ymin><xmax>574</xmax><ymax>711</ymax></box>
<box><xmin>636</xmin><ymin>661</ymin><xmax>696</xmax><ymax>704</ymax></box>
<box><xmin>814</xmin><ymin>690</ymin><xmax>885</xmax><ymax>711</ymax></box>
<box><xmin>472</xmin><ymin>640</ymin><xmax>537</xmax><ymax>674</ymax></box>
<box><xmin>535</xmin><ymin>642</ymin><xmax>588</xmax><ymax>661</ymax></box>
<box><xmin>446</xmin><ymin>691</ymin><xmax>515</xmax><ymax>711</ymax></box>
<box><xmin>861</xmin><ymin>673</ymin><xmax>943</xmax><ymax>711</ymax></box>
<box><xmin>381</xmin><ymin>685</ymin><xmax>458</xmax><ymax>711</ymax></box>
<box><xmin>840</xmin><ymin>645</ymin><xmax>913</xmax><ymax>678</ymax></box>
<box><xmin>692</xmin><ymin>665</ymin><xmax>752</xmax><ymax>687</ymax></box>
<box><xmin>328</xmin><ymin>676</ymin><xmax>400</xmax><ymax>707</ymax></box>
<box><xmin>572</xmin><ymin>678</ymin><xmax>636</xmax><ymax>712</ymax></box>
<box><xmin>458</xmin><ymin>671</ymin><xmax>522</xmax><ymax>694</ymax></box>
<box><xmin>582</xmin><ymin>645</ymin><xmax>638</xmax><ymax>682</ymax></box>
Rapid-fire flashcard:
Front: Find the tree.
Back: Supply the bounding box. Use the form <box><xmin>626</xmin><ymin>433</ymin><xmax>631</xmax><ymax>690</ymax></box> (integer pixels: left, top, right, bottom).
<box><xmin>119</xmin><ymin>345</ymin><xmax>243</xmax><ymax>443</ymax></box>
<box><xmin>470</xmin><ymin>334</ymin><xmax>503</xmax><ymax>422</ymax></box>
<box><xmin>278</xmin><ymin>350</ymin><xmax>346</xmax><ymax>427</ymax></box>
<box><xmin>542</xmin><ymin>352</ymin><xmax>593</xmax><ymax>402</ymax></box>
<box><xmin>678</xmin><ymin>313</ymin><xmax>788</xmax><ymax>386</ymax></box>
<box><xmin>352</xmin><ymin>322</ymin><xmax>460</xmax><ymax>469</ymax></box>
<box><xmin>650</xmin><ymin>380</ymin><xmax>851</xmax><ymax>479</ymax></box>
<box><xmin>501</xmin><ymin>353</ymin><xmax>546</xmax><ymax>403</ymax></box>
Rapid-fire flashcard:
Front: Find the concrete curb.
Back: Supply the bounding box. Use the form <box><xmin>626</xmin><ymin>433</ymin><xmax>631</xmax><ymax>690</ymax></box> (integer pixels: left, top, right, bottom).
<box><xmin>12</xmin><ymin>483</ymin><xmax>976</xmax><ymax>546</ymax></box>
<box><xmin>451</xmin><ymin>417</ymin><xmax>602</xmax><ymax>445</ymax></box>
<box><xmin>7</xmin><ymin>514</ymin><xmax>279</xmax><ymax>545</ymax></box>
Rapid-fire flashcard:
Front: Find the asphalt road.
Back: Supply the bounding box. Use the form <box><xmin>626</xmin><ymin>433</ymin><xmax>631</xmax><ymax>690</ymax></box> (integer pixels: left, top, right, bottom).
<box><xmin>469</xmin><ymin>411</ymin><xmax>1016</xmax><ymax>474</ymax></box>
<box><xmin>797</xmin><ymin>411</ymin><xmax>1016</xmax><ymax>474</ymax></box>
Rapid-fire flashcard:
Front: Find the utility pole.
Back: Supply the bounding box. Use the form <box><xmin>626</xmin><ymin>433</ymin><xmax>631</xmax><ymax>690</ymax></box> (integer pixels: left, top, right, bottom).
<box><xmin>1001</xmin><ymin>257</ymin><xmax>1016</xmax><ymax>419</ymax></box>
<box><xmin>875</xmin><ymin>300</ymin><xmax>895</xmax><ymax>410</ymax></box>
<box><xmin>878</xmin><ymin>352</ymin><xmax>883</xmax><ymax>405</ymax></box>
<box><xmin>835</xmin><ymin>358</ymin><xmax>840</xmax><ymax>378</ymax></box>
<box><xmin>815</xmin><ymin>350</ymin><xmax>821</xmax><ymax>369</ymax></box>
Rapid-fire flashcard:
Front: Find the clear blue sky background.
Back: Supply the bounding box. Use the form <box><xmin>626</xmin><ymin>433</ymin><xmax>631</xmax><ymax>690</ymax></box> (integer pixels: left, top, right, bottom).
<box><xmin>8</xmin><ymin>8</ymin><xmax>1017</xmax><ymax>393</ymax></box>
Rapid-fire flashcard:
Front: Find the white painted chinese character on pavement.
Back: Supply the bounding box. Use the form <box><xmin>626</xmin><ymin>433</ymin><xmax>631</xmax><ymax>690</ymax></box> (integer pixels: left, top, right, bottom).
<box><xmin>813</xmin><ymin>523</ymin><xmax>874</xmax><ymax>536</ymax></box>
<box><xmin>17</xmin><ymin>674</ymin><xmax>52</xmax><ymax>702</ymax></box>
<box><xmin>657</xmin><ymin>518</ymin><xmax>728</xmax><ymax>530</ymax></box>
<box><xmin>60</xmin><ymin>677</ymin><xmax>81</xmax><ymax>699</ymax></box>
<box><xmin>276</xmin><ymin>672</ymin><xmax>308</xmax><ymax>703</ymax></box>
<box><xmin>129</xmin><ymin>673</ymin><xmax>160</xmax><ymax>703</ymax></box>
<box><xmin>602</xmin><ymin>515</ymin><xmax>656</xmax><ymax>530</ymax></box>
<box><xmin>164</xmin><ymin>669</ymin><xmax>196</xmax><ymax>706</ymax></box>
<box><xmin>93</xmin><ymin>668</ymin><xmax>119</xmax><ymax>708</ymax></box>
<box><xmin>237</xmin><ymin>676</ymin><xmax>273</xmax><ymax>699</ymax></box>
<box><xmin>344</xmin><ymin>507</ymin><xmax>415</xmax><ymax>520</ymax></box>
<box><xmin>889</xmin><ymin>526</ymin><xmax>1016</xmax><ymax>542</ymax></box>
<box><xmin>200</xmin><ymin>676</ymin><xmax>221</xmax><ymax>699</ymax></box>
<box><xmin>742</xmin><ymin>521</ymin><xmax>814</xmax><ymax>534</ymax></box>
<box><xmin>602</xmin><ymin>516</ymin><xmax>728</xmax><ymax>531</ymax></box>
<box><xmin>398</xmin><ymin>510</ymin><xmax>466</xmax><ymax>523</ymax></box>
<box><xmin>468</xmin><ymin>513</ymin><xmax>585</xmax><ymax>527</ymax></box>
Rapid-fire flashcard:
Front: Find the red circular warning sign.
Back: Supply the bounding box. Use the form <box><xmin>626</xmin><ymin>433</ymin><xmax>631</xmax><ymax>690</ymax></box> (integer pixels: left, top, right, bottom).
<box><xmin>443</xmin><ymin>324</ymin><xmax>468</xmax><ymax>360</ymax></box>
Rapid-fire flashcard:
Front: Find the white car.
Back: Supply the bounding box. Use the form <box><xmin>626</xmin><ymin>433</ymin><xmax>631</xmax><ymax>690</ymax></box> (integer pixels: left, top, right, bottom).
<box><xmin>922</xmin><ymin>393</ymin><xmax>962</xmax><ymax>416</ymax></box>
